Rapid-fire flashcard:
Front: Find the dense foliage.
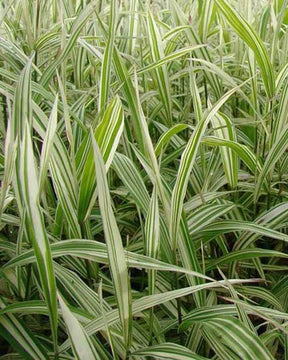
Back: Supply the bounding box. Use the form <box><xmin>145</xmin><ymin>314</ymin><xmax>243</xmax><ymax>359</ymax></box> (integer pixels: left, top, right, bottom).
<box><xmin>0</xmin><ymin>0</ymin><xmax>288</xmax><ymax>359</ymax></box>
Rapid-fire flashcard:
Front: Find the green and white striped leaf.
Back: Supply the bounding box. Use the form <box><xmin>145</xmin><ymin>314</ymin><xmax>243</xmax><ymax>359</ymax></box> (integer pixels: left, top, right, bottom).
<box><xmin>0</xmin><ymin>299</ymin><xmax>48</xmax><ymax>360</ymax></box>
<box><xmin>254</xmin><ymin>125</ymin><xmax>288</xmax><ymax>201</ymax></box>
<box><xmin>58</xmin><ymin>293</ymin><xmax>101</xmax><ymax>360</ymax></box>
<box><xmin>39</xmin><ymin>4</ymin><xmax>94</xmax><ymax>88</ymax></box>
<box><xmin>211</xmin><ymin>112</ymin><xmax>238</xmax><ymax>188</ymax></box>
<box><xmin>147</xmin><ymin>8</ymin><xmax>172</xmax><ymax>125</ymax></box>
<box><xmin>170</xmin><ymin>87</ymin><xmax>238</xmax><ymax>250</ymax></box>
<box><xmin>77</xmin><ymin>96</ymin><xmax>124</xmax><ymax>221</ymax></box>
<box><xmin>155</xmin><ymin>124</ymin><xmax>188</xmax><ymax>156</ymax></box>
<box><xmin>137</xmin><ymin>45</ymin><xmax>206</xmax><ymax>75</ymax></box>
<box><xmin>3</xmin><ymin>239</ymin><xmax>213</xmax><ymax>283</ymax></box>
<box><xmin>18</xmin><ymin>124</ymin><xmax>58</xmax><ymax>349</ymax></box>
<box><xmin>60</xmin><ymin>279</ymin><xmax>256</xmax><ymax>352</ymax></box>
<box><xmin>91</xmin><ymin>131</ymin><xmax>132</xmax><ymax>350</ymax></box>
<box><xmin>216</xmin><ymin>0</ymin><xmax>275</xmax><ymax>98</ymax></box>
<box><xmin>39</xmin><ymin>94</ymin><xmax>58</xmax><ymax>191</ymax></box>
<box><xmin>203</xmin><ymin>317</ymin><xmax>274</xmax><ymax>360</ymax></box>
<box><xmin>145</xmin><ymin>188</ymin><xmax>160</xmax><ymax>295</ymax></box>
<box><xmin>202</xmin><ymin>136</ymin><xmax>263</xmax><ymax>175</ymax></box>
<box><xmin>131</xmin><ymin>343</ymin><xmax>209</xmax><ymax>360</ymax></box>
<box><xmin>98</xmin><ymin>0</ymin><xmax>116</xmax><ymax>112</ymax></box>
<box><xmin>271</xmin><ymin>79</ymin><xmax>288</xmax><ymax>144</ymax></box>
<box><xmin>199</xmin><ymin>220</ymin><xmax>288</xmax><ymax>244</ymax></box>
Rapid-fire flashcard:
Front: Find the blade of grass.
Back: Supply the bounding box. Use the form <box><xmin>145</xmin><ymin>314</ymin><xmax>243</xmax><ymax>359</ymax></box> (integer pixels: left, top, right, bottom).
<box><xmin>91</xmin><ymin>130</ymin><xmax>132</xmax><ymax>352</ymax></box>
<box><xmin>58</xmin><ymin>293</ymin><xmax>101</xmax><ymax>360</ymax></box>
<box><xmin>216</xmin><ymin>0</ymin><xmax>275</xmax><ymax>99</ymax></box>
<box><xmin>18</xmin><ymin>124</ymin><xmax>58</xmax><ymax>352</ymax></box>
<box><xmin>170</xmin><ymin>86</ymin><xmax>239</xmax><ymax>251</ymax></box>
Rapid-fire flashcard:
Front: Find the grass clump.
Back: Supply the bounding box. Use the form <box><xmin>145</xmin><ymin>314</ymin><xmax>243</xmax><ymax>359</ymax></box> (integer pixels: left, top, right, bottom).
<box><xmin>0</xmin><ymin>0</ymin><xmax>288</xmax><ymax>359</ymax></box>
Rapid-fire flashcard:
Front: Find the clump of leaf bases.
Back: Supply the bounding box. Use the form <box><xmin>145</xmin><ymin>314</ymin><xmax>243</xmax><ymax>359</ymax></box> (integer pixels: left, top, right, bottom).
<box><xmin>0</xmin><ymin>0</ymin><xmax>288</xmax><ymax>359</ymax></box>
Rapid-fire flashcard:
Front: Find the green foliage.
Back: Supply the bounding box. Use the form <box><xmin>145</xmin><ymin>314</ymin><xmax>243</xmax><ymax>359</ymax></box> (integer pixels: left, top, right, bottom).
<box><xmin>0</xmin><ymin>0</ymin><xmax>288</xmax><ymax>359</ymax></box>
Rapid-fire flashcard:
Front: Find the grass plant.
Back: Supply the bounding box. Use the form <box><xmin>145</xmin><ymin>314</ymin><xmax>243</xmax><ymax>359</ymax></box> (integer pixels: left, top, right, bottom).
<box><xmin>0</xmin><ymin>0</ymin><xmax>288</xmax><ymax>359</ymax></box>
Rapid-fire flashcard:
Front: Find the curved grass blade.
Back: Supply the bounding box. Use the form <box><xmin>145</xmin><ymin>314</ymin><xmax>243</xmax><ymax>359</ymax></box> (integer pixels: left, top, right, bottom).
<box><xmin>91</xmin><ymin>130</ymin><xmax>132</xmax><ymax>352</ymax></box>
<box><xmin>39</xmin><ymin>4</ymin><xmax>95</xmax><ymax>88</ymax></box>
<box><xmin>211</xmin><ymin>113</ymin><xmax>238</xmax><ymax>188</ymax></box>
<box><xmin>203</xmin><ymin>317</ymin><xmax>274</xmax><ymax>360</ymax></box>
<box><xmin>39</xmin><ymin>94</ymin><xmax>58</xmax><ymax>191</ymax></box>
<box><xmin>147</xmin><ymin>8</ymin><xmax>172</xmax><ymax>125</ymax></box>
<box><xmin>60</xmin><ymin>279</ymin><xmax>256</xmax><ymax>352</ymax></box>
<box><xmin>58</xmin><ymin>293</ymin><xmax>101</xmax><ymax>360</ymax></box>
<box><xmin>0</xmin><ymin>299</ymin><xmax>48</xmax><ymax>360</ymax></box>
<box><xmin>170</xmin><ymin>0</ymin><xmax>222</xmax><ymax>97</ymax></box>
<box><xmin>0</xmin><ymin>120</ymin><xmax>17</xmax><ymax>219</ymax></box>
<box><xmin>271</xmin><ymin>79</ymin><xmax>288</xmax><ymax>144</ymax></box>
<box><xmin>202</xmin><ymin>136</ymin><xmax>263</xmax><ymax>175</ymax></box>
<box><xmin>33</xmin><ymin>103</ymin><xmax>81</xmax><ymax>238</ymax></box>
<box><xmin>98</xmin><ymin>0</ymin><xmax>116</xmax><ymax>112</ymax></box>
<box><xmin>12</xmin><ymin>57</ymin><xmax>32</xmax><ymax>141</ymax></box>
<box><xmin>77</xmin><ymin>96</ymin><xmax>124</xmax><ymax>222</ymax></box>
<box><xmin>206</xmin><ymin>248</ymin><xmax>288</xmax><ymax>271</ymax></box>
<box><xmin>130</xmin><ymin>343</ymin><xmax>209</xmax><ymax>360</ymax></box>
<box><xmin>234</xmin><ymin>202</ymin><xmax>288</xmax><ymax>250</ymax></box>
<box><xmin>155</xmin><ymin>124</ymin><xmax>188</xmax><ymax>156</ymax></box>
<box><xmin>0</xmin><ymin>301</ymin><xmax>48</xmax><ymax>316</ymax></box>
<box><xmin>137</xmin><ymin>45</ymin><xmax>206</xmax><ymax>75</ymax></box>
<box><xmin>145</xmin><ymin>188</ymin><xmax>160</xmax><ymax>295</ymax></box>
<box><xmin>170</xmin><ymin>86</ymin><xmax>238</xmax><ymax>250</ymax></box>
<box><xmin>254</xmin><ymin>125</ymin><xmax>288</xmax><ymax>201</ymax></box>
<box><xmin>200</xmin><ymin>220</ymin><xmax>288</xmax><ymax>244</ymax></box>
<box><xmin>216</xmin><ymin>0</ymin><xmax>275</xmax><ymax>98</ymax></box>
<box><xmin>18</xmin><ymin>124</ymin><xmax>58</xmax><ymax>352</ymax></box>
<box><xmin>4</xmin><ymin>240</ymin><xmax>213</xmax><ymax>286</ymax></box>
<box><xmin>188</xmin><ymin>203</ymin><xmax>234</xmax><ymax>235</ymax></box>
